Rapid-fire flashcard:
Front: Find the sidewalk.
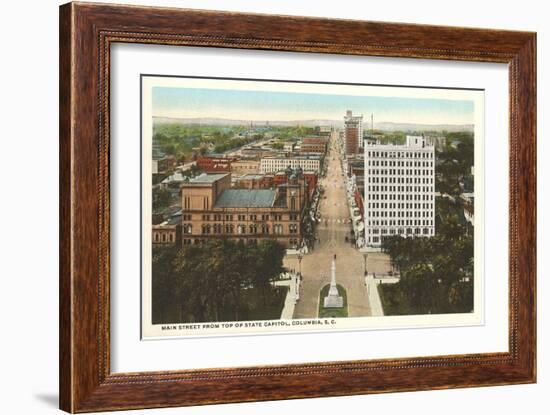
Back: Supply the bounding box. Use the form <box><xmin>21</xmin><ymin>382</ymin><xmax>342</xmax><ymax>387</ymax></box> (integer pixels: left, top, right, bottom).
<box><xmin>274</xmin><ymin>275</ymin><xmax>300</xmax><ymax>319</ymax></box>
<box><xmin>365</xmin><ymin>275</ymin><xmax>384</xmax><ymax>316</ymax></box>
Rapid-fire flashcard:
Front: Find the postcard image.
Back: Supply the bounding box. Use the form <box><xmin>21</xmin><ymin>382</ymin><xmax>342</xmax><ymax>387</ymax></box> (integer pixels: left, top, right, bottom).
<box><xmin>141</xmin><ymin>76</ymin><xmax>484</xmax><ymax>338</ymax></box>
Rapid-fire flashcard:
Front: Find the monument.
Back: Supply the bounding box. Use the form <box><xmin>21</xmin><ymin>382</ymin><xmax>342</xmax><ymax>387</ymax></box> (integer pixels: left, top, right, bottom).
<box><xmin>324</xmin><ymin>254</ymin><xmax>344</xmax><ymax>308</ymax></box>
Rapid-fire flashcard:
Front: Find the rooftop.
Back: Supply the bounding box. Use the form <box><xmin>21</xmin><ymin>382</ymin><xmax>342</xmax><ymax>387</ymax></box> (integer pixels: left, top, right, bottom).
<box><xmin>162</xmin><ymin>171</ymin><xmax>187</xmax><ymax>184</ymax></box>
<box><xmin>188</xmin><ymin>173</ymin><xmax>229</xmax><ymax>184</ymax></box>
<box><xmin>214</xmin><ymin>189</ymin><xmax>276</xmax><ymax>208</ymax></box>
<box><xmin>262</xmin><ymin>154</ymin><xmax>322</xmax><ymax>160</ymax></box>
<box><xmin>198</xmin><ymin>153</ymin><xmax>234</xmax><ymax>159</ymax></box>
<box><xmin>240</xmin><ymin>174</ymin><xmax>265</xmax><ymax>180</ymax></box>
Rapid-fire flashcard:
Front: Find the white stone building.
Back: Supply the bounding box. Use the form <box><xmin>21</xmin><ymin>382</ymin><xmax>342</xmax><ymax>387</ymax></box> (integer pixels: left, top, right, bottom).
<box><xmin>363</xmin><ymin>135</ymin><xmax>435</xmax><ymax>247</ymax></box>
<box><xmin>260</xmin><ymin>155</ymin><xmax>322</xmax><ymax>173</ymax></box>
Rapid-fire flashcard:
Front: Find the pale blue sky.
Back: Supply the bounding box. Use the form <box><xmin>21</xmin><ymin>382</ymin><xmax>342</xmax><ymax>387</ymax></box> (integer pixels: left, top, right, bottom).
<box><xmin>152</xmin><ymin>85</ymin><xmax>475</xmax><ymax>125</ymax></box>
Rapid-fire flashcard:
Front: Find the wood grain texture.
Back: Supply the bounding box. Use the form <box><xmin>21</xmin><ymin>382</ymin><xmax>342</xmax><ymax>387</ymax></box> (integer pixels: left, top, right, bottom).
<box><xmin>59</xmin><ymin>2</ymin><xmax>537</xmax><ymax>412</ymax></box>
<box><xmin>59</xmin><ymin>3</ymin><xmax>73</xmax><ymax>411</ymax></box>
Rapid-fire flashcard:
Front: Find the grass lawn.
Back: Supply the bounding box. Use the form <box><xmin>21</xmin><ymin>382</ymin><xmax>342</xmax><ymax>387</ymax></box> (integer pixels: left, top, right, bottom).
<box><xmin>318</xmin><ymin>284</ymin><xmax>348</xmax><ymax>318</ymax></box>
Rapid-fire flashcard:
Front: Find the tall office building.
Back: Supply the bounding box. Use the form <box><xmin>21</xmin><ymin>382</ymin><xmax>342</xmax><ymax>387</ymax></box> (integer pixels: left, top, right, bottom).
<box><xmin>344</xmin><ymin>110</ymin><xmax>363</xmax><ymax>155</ymax></box>
<box><xmin>364</xmin><ymin>135</ymin><xmax>435</xmax><ymax>247</ymax></box>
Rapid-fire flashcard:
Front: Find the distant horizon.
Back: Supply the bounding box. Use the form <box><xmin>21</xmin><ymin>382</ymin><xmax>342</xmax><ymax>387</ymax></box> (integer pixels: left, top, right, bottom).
<box><xmin>152</xmin><ymin>86</ymin><xmax>476</xmax><ymax>126</ymax></box>
<box><xmin>152</xmin><ymin>114</ymin><xmax>474</xmax><ymax>127</ymax></box>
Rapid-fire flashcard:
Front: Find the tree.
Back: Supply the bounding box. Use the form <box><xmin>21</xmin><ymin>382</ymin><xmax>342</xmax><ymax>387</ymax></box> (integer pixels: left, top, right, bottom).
<box><xmin>435</xmin><ymin>132</ymin><xmax>474</xmax><ymax>198</ymax></box>
<box><xmin>380</xmin><ymin>196</ymin><xmax>474</xmax><ymax>315</ymax></box>
<box><xmin>153</xmin><ymin>187</ymin><xmax>172</xmax><ymax>210</ymax></box>
<box><xmin>151</xmin><ymin>246</ymin><xmax>179</xmax><ymax>323</ymax></box>
<box><xmin>254</xmin><ymin>240</ymin><xmax>286</xmax><ymax>304</ymax></box>
<box><xmin>401</xmin><ymin>263</ymin><xmax>436</xmax><ymax>313</ymax></box>
<box><xmin>152</xmin><ymin>239</ymin><xmax>287</xmax><ymax>323</ymax></box>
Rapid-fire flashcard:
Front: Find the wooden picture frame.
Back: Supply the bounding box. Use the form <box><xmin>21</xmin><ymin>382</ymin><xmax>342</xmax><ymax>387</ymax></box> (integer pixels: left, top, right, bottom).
<box><xmin>59</xmin><ymin>2</ymin><xmax>536</xmax><ymax>412</ymax></box>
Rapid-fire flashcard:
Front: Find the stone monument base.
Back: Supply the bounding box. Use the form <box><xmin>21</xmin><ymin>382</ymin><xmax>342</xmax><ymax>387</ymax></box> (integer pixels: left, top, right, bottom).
<box><xmin>324</xmin><ymin>293</ymin><xmax>343</xmax><ymax>308</ymax></box>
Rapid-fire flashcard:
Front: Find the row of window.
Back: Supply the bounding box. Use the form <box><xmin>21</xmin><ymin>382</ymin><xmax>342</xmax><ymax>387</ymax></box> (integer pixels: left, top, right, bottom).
<box><xmin>367</xmin><ymin>160</ymin><xmax>433</xmax><ymax>167</ymax></box>
<box><xmin>153</xmin><ymin>232</ymin><xmax>175</xmax><ymax>243</ymax></box>
<box><xmin>367</xmin><ymin>202</ymin><xmax>434</xmax><ymax>211</ymax></box>
<box><xmin>183</xmin><ymin>238</ymin><xmax>259</xmax><ymax>246</ymax></box>
<box><xmin>367</xmin><ymin>219</ymin><xmax>434</xmax><ymax>226</ymax></box>
<box><xmin>182</xmin><ymin>223</ymin><xmax>299</xmax><ymax>235</ymax></box>
<box><xmin>198</xmin><ymin>213</ymin><xmax>297</xmax><ymax>221</ymax></box>
<box><xmin>261</xmin><ymin>161</ymin><xmax>320</xmax><ymax>169</ymax></box>
<box><xmin>367</xmin><ymin>176</ymin><xmax>434</xmax><ymax>185</ymax></box>
<box><xmin>367</xmin><ymin>210</ymin><xmax>434</xmax><ymax>219</ymax></box>
<box><xmin>367</xmin><ymin>168</ymin><xmax>433</xmax><ymax>176</ymax></box>
<box><xmin>368</xmin><ymin>227</ymin><xmax>432</xmax><ymax>235</ymax></box>
<box><xmin>366</xmin><ymin>186</ymin><xmax>434</xmax><ymax>196</ymax></box>
<box><xmin>183</xmin><ymin>196</ymin><xmax>210</xmax><ymax>210</ymax></box>
<box><xmin>183</xmin><ymin>238</ymin><xmax>301</xmax><ymax>247</ymax></box>
<box><xmin>365</xmin><ymin>190</ymin><xmax>434</xmax><ymax>200</ymax></box>
<box><xmin>367</xmin><ymin>150</ymin><xmax>434</xmax><ymax>159</ymax></box>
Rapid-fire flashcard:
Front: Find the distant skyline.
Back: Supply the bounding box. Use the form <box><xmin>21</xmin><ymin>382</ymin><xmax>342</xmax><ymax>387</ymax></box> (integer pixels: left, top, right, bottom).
<box><xmin>152</xmin><ymin>86</ymin><xmax>476</xmax><ymax>126</ymax></box>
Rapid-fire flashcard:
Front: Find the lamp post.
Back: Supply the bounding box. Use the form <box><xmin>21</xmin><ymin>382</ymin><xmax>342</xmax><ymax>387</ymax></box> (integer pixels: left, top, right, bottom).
<box><xmin>362</xmin><ymin>251</ymin><xmax>368</xmax><ymax>277</ymax></box>
<box><xmin>295</xmin><ymin>271</ymin><xmax>300</xmax><ymax>301</ymax></box>
<box><xmin>297</xmin><ymin>252</ymin><xmax>303</xmax><ymax>279</ymax></box>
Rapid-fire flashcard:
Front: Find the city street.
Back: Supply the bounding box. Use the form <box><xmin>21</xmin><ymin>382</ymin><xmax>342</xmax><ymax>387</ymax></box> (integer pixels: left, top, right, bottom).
<box><xmin>284</xmin><ymin>132</ymin><xmax>391</xmax><ymax>318</ymax></box>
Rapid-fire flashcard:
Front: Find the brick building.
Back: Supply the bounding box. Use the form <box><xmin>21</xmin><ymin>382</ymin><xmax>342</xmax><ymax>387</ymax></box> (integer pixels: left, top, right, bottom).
<box><xmin>344</xmin><ymin>110</ymin><xmax>363</xmax><ymax>155</ymax></box>
<box><xmin>196</xmin><ymin>155</ymin><xmax>237</xmax><ymax>172</ymax></box>
<box><xmin>179</xmin><ymin>170</ymin><xmax>309</xmax><ymax>248</ymax></box>
<box><xmin>299</xmin><ymin>136</ymin><xmax>328</xmax><ymax>154</ymax></box>
<box><xmin>152</xmin><ymin>155</ymin><xmax>176</xmax><ymax>174</ymax></box>
<box><xmin>230</xmin><ymin>158</ymin><xmax>261</xmax><ymax>175</ymax></box>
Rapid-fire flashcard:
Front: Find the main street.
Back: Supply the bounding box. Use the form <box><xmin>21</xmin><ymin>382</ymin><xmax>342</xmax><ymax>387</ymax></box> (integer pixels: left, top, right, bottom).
<box><xmin>285</xmin><ymin>131</ymin><xmax>390</xmax><ymax>318</ymax></box>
